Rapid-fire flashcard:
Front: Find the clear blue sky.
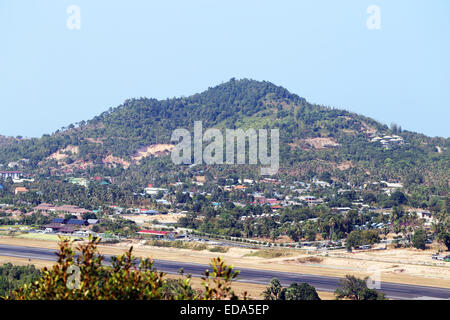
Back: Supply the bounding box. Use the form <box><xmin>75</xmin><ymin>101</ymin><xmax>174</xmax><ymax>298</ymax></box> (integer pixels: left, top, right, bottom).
<box><xmin>1</xmin><ymin>0</ymin><xmax>449</xmax><ymax>138</ymax></box>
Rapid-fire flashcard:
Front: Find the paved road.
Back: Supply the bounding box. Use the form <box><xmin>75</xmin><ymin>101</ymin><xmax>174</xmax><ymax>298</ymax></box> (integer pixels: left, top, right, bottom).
<box><xmin>0</xmin><ymin>244</ymin><xmax>449</xmax><ymax>300</ymax></box>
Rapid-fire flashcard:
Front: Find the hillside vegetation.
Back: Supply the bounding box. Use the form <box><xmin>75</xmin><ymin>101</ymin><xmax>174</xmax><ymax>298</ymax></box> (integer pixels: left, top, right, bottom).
<box><xmin>0</xmin><ymin>78</ymin><xmax>448</xmax><ymax>191</ymax></box>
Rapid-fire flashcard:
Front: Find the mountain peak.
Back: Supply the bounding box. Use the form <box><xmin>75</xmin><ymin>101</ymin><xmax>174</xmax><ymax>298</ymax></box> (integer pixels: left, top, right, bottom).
<box><xmin>197</xmin><ymin>78</ymin><xmax>304</xmax><ymax>105</ymax></box>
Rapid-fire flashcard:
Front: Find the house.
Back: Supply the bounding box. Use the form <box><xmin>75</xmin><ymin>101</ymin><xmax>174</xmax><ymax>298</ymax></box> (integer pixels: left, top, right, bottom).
<box><xmin>298</xmin><ymin>195</ymin><xmax>324</xmax><ymax>206</ymax></box>
<box><xmin>33</xmin><ymin>203</ymin><xmax>92</xmax><ymax>217</ymax></box>
<box><xmin>262</xmin><ymin>178</ymin><xmax>281</xmax><ymax>184</ymax></box>
<box><xmin>253</xmin><ymin>196</ymin><xmax>267</xmax><ymax>204</ymax></box>
<box><xmin>371</xmin><ymin>137</ymin><xmax>382</xmax><ymax>142</ymax></box>
<box><xmin>331</xmin><ymin>207</ymin><xmax>352</xmax><ymax>214</ymax></box>
<box><xmin>144</xmin><ymin>187</ymin><xmax>168</xmax><ymax>196</ymax></box>
<box><xmin>238</xmin><ymin>179</ymin><xmax>254</xmax><ymax>184</ymax></box>
<box><xmin>51</xmin><ymin>218</ymin><xmax>67</xmax><ymax>224</ymax></box>
<box><xmin>372</xmin><ymin>135</ymin><xmax>404</xmax><ymax>149</ymax></box>
<box><xmin>68</xmin><ymin>177</ymin><xmax>88</xmax><ymax>187</ymax></box>
<box><xmin>43</xmin><ymin>223</ymin><xmax>63</xmax><ymax>232</ymax></box>
<box><xmin>7</xmin><ymin>162</ymin><xmax>20</xmax><ymax>168</ymax></box>
<box><xmin>12</xmin><ymin>178</ymin><xmax>34</xmax><ymax>184</ymax></box>
<box><xmin>195</xmin><ymin>176</ymin><xmax>206</xmax><ymax>183</ymax></box>
<box><xmin>382</xmin><ymin>181</ymin><xmax>404</xmax><ymax>189</ymax></box>
<box><xmin>137</xmin><ymin>209</ymin><xmax>160</xmax><ymax>214</ymax></box>
<box><xmin>59</xmin><ymin>225</ymin><xmax>76</xmax><ymax>234</ymax></box>
<box><xmin>14</xmin><ymin>187</ymin><xmax>28</xmax><ymax>195</ymax></box>
<box><xmin>67</xmin><ymin>219</ymin><xmax>89</xmax><ymax>226</ymax></box>
<box><xmin>381</xmin><ymin>181</ymin><xmax>404</xmax><ymax>195</ymax></box>
<box><xmin>411</xmin><ymin>210</ymin><xmax>434</xmax><ymax>225</ymax></box>
<box><xmin>312</xmin><ymin>178</ymin><xmax>331</xmax><ymax>188</ymax></box>
<box><xmin>34</xmin><ymin>203</ymin><xmax>55</xmax><ymax>212</ymax></box>
<box><xmin>0</xmin><ymin>171</ymin><xmax>22</xmax><ymax>180</ymax></box>
<box><xmin>137</xmin><ymin>229</ymin><xmax>177</xmax><ymax>239</ymax></box>
<box><xmin>156</xmin><ymin>199</ymin><xmax>170</xmax><ymax>205</ymax></box>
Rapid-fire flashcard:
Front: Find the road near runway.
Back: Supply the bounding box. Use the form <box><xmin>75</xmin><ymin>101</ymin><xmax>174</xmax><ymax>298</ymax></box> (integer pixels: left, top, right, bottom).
<box><xmin>0</xmin><ymin>244</ymin><xmax>449</xmax><ymax>300</ymax></box>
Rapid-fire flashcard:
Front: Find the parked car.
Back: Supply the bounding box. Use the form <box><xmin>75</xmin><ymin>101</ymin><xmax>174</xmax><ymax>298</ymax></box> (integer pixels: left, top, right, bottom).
<box><xmin>432</xmin><ymin>254</ymin><xmax>447</xmax><ymax>261</ymax></box>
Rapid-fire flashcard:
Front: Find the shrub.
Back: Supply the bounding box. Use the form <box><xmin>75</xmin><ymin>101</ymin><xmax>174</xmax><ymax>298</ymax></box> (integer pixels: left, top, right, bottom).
<box><xmin>335</xmin><ymin>275</ymin><xmax>386</xmax><ymax>300</ymax></box>
<box><xmin>412</xmin><ymin>229</ymin><xmax>427</xmax><ymax>250</ymax></box>
<box><xmin>244</xmin><ymin>250</ymin><xmax>291</xmax><ymax>259</ymax></box>
<box><xmin>0</xmin><ymin>263</ymin><xmax>41</xmax><ymax>297</ymax></box>
<box><xmin>263</xmin><ymin>278</ymin><xmax>320</xmax><ymax>300</ymax></box>
<box><xmin>5</xmin><ymin>236</ymin><xmax>245</xmax><ymax>300</ymax></box>
<box><xmin>208</xmin><ymin>246</ymin><xmax>229</xmax><ymax>253</ymax></box>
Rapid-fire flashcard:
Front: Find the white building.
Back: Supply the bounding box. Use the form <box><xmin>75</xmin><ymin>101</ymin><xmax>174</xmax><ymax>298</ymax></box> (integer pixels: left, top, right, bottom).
<box><xmin>0</xmin><ymin>171</ymin><xmax>22</xmax><ymax>180</ymax></box>
<box><xmin>145</xmin><ymin>187</ymin><xmax>168</xmax><ymax>195</ymax></box>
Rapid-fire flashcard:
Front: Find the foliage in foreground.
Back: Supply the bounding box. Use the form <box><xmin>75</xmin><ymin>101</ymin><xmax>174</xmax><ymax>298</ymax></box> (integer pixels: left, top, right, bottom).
<box><xmin>4</xmin><ymin>236</ymin><xmax>245</xmax><ymax>300</ymax></box>
<box><xmin>0</xmin><ymin>263</ymin><xmax>41</xmax><ymax>297</ymax></box>
<box><xmin>334</xmin><ymin>275</ymin><xmax>386</xmax><ymax>300</ymax></box>
<box><xmin>263</xmin><ymin>278</ymin><xmax>320</xmax><ymax>300</ymax></box>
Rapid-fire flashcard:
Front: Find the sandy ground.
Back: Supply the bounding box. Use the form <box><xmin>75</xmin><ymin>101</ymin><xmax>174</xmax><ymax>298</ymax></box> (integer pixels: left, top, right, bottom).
<box><xmin>102</xmin><ymin>155</ymin><xmax>131</xmax><ymax>169</ymax></box>
<box><xmin>303</xmin><ymin>137</ymin><xmax>340</xmax><ymax>149</ymax></box>
<box><xmin>0</xmin><ymin>255</ymin><xmax>52</xmax><ymax>269</ymax></box>
<box><xmin>1</xmin><ymin>236</ymin><xmax>449</xmax><ymax>289</ymax></box>
<box><xmin>132</xmin><ymin>144</ymin><xmax>174</xmax><ymax>161</ymax></box>
<box><xmin>124</xmin><ymin>213</ymin><xmax>185</xmax><ymax>224</ymax></box>
<box><xmin>47</xmin><ymin>145</ymin><xmax>79</xmax><ymax>163</ymax></box>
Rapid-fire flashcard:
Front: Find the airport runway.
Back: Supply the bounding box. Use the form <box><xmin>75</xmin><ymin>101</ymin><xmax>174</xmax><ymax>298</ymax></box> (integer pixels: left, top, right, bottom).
<box><xmin>0</xmin><ymin>244</ymin><xmax>449</xmax><ymax>300</ymax></box>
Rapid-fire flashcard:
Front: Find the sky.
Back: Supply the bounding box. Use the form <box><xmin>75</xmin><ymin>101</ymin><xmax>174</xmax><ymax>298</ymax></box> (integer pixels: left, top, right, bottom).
<box><xmin>1</xmin><ymin>0</ymin><xmax>449</xmax><ymax>138</ymax></box>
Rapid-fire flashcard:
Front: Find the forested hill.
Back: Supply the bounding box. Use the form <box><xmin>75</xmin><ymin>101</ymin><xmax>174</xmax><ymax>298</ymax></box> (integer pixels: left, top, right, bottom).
<box><xmin>0</xmin><ymin>135</ymin><xmax>16</xmax><ymax>148</ymax></box>
<box><xmin>0</xmin><ymin>78</ymin><xmax>449</xmax><ymax>189</ymax></box>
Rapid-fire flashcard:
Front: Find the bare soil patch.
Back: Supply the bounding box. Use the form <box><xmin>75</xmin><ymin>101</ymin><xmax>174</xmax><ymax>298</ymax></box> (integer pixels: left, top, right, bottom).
<box><xmin>132</xmin><ymin>144</ymin><xmax>175</xmax><ymax>162</ymax></box>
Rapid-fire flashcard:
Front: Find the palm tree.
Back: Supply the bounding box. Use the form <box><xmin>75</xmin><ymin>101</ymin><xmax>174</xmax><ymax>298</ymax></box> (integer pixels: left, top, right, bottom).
<box><xmin>382</xmin><ymin>226</ymin><xmax>390</xmax><ymax>239</ymax></box>
<box><xmin>328</xmin><ymin>217</ymin><xmax>336</xmax><ymax>241</ymax></box>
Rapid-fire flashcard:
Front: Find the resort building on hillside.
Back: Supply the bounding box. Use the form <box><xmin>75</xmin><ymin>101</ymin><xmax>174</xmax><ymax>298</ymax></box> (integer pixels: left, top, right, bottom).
<box><xmin>370</xmin><ymin>135</ymin><xmax>404</xmax><ymax>149</ymax></box>
<box><xmin>144</xmin><ymin>187</ymin><xmax>168</xmax><ymax>196</ymax></box>
<box><xmin>0</xmin><ymin>171</ymin><xmax>23</xmax><ymax>180</ymax></box>
<box><xmin>68</xmin><ymin>177</ymin><xmax>89</xmax><ymax>188</ymax></box>
<box><xmin>33</xmin><ymin>203</ymin><xmax>92</xmax><ymax>217</ymax></box>
<box><xmin>14</xmin><ymin>187</ymin><xmax>28</xmax><ymax>195</ymax></box>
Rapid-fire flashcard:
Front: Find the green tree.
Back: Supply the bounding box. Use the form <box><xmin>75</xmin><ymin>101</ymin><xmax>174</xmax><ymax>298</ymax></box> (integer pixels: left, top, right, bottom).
<box><xmin>262</xmin><ymin>278</ymin><xmax>284</xmax><ymax>300</ymax></box>
<box><xmin>437</xmin><ymin>232</ymin><xmax>450</xmax><ymax>251</ymax></box>
<box><xmin>335</xmin><ymin>275</ymin><xmax>386</xmax><ymax>300</ymax></box>
<box><xmin>0</xmin><ymin>263</ymin><xmax>41</xmax><ymax>297</ymax></box>
<box><xmin>411</xmin><ymin>228</ymin><xmax>427</xmax><ymax>250</ymax></box>
<box><xmin>283</xmin><ymin>282</ymin><xmax>320</xmax><ymax>300</ymax></box>
<box><xmin>391</xmin><ymin>190</ymin><xmax>408</xmax><ymax>206</ymax></box>
<box><xmin>263</xmin><ymin>278</ymin><xmax>320</xmax><ymax>300</ymax></box>
<box><xmin>346</xmin><ymin>230</ymin><xmax>362</xmax><ymax>250</ymax></box>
